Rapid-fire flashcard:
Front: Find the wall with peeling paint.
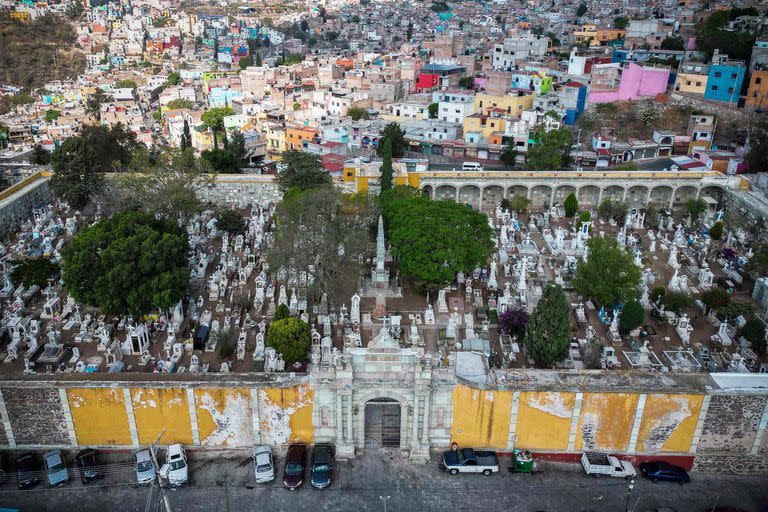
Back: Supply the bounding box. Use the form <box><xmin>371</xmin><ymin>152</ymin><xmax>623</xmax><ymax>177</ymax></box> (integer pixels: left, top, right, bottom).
<box><xmin>195</xmin><ymin>388</ymin><xmax>254</xmax><ymax>447</ymax></box>
<box><xmin>449</xmin><ymin>385</ymin><xmax>513</xmax><ymax>449</ymax></box>
<box><xmin>636</xmin><ymin>394</ymin><xmax>703</xmax><ymax>453</ymax></box>
<box><xmin>260</xmin><ymin>384</ymin><xmax>314</xmax><ymax>445</ymax></box>
<box><xmin>132</xmin><ymin>388</ymin><xmax>194</xmax><ymax>445</ymax></box>
<box><xmin>67</xmin><ymin>388</ymin><xmax>132</xmax><ymax>446</ymax></box>
<box><xmin>575</xmin><ymin>393</ymin><xmax>639</xmax><ymax>452</ymax></box>
<box><xmin>516</xmin><ymin>392</ymin><xmax>575</xmax><ymax>451</ymax></box>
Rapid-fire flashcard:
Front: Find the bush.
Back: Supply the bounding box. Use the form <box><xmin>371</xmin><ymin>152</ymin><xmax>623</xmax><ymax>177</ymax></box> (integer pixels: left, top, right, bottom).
<box><xmin>577</xmin><ymin>211</ymin><xmax>591</xmax><ymax>231</ymax></box>
<box><xmin>651</xmin><ymin>286</ymin><xmax>666</xmax><ymax>303</ymax></box>
<box><xmin>11</xmin><ymin>258</ymin><xmax>60</xmax><ymax>288</ymax></box>
<box><xmin>275</xmin><ymin>303</ymin><xmax>290</xmax><ymax>320</ymax></box>
<box><xmin>701</xmin><ymin>287</ymin><xmax>730</xmax><ymax>312</ymax></box>
<box><xmin>509</xmin><ymin>195</ymin><xmax>531</xmax><ymax>213</ymax></box>
<box><xmin>563</xmin><ymin>193</ymin><xmax>578</xmax><ymax>218</ymax></box>
<box><xmin>664</xmin><ymin>292</ymin><xmax>692</xmax><ymax>313</ymax></box>
<box><xmin>216</xmin><ymin>208</ymin><xmax>246</xmax><ymax>235</ymax></box>
<box><xmin>214</xmin><ymin>327</ymin><xmax>237</xmax><ymax>359</ymax></box>
<box><xmin>267</xmin><ymin>317</ymin><xmax>311</xmax><ymax>365</ymax></box>
<box><xmin>709</xmin><ymin>221</ymin><xmax>724</xmax><ymax>240</ymax></box>
<box><xmin>741</xmin><ymin>319</ymin><xmax>766</xmax><ymax>356</ymax></box>
<box><xmin>716</xmin><ymin>298</ymin><xmax>756</xmax><ymax>322</ymax></box>
<box><xmin>499</xmin><ymin>307</ymin><xmax>529</xmax><ymax>338</ymax></box>
<box><xmin>619</xmin><ymin>300</ymin><xmax>644</xmax><ymax>335</ymax></box>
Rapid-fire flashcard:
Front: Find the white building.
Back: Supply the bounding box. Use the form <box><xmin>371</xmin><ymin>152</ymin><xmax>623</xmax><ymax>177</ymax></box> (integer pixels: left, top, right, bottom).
<box><xmin>492</xmin><ymin>34</ymin><xmax>550</xmax><ymax>71</ymax></box>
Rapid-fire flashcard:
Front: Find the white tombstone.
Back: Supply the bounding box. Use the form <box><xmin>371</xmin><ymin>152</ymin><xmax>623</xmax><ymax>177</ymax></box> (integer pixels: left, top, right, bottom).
<box><xmin>350</xmin><ymin>294</ymin><xmax>361</xmax><ymax>324</ymax></box>
<box><xmin>437</xmin><ymin>288</ymin><xmax>448</xmax><ymax>313</ymax></box>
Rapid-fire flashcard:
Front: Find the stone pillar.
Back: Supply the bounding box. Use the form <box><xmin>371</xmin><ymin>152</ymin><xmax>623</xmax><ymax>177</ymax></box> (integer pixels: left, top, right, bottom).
<box><xmin>411</xmin><ymin>395</ymin><xmax>420</xmax><ymax>447</ymax></box>
<box><xmin>621</xmin><ymin>187</ymin><xmax>628</xmax><ymax>203</ymax></box>
<box><xmin>0</xmin><ymin>390</ymin><xmax>16</xmax><ymax>448</ymax></box>
<box><xmin>669</xmin><ymin>188</ymin><xmax>676</xmax><ymax>209</ymax></box>
<box><xmin>346</xmin><ymin>394</ymin><xmax>353</xmax><ymax>444</ymax></box>
<box><xmin>186</xmin><ymin>388</ymin><xmax>201</xmax><ymax>446</ymax></box>
<box><xmin>526</xmin><ymin>186</ymin><xmax>532</xmax><ymax>199</ymax></box>
<box><xmin>506</xmin><ymin>391</ymin><xmax>521</xmax><ymax>451</ymax></box>
<box><xmin>627</xmin><ymin>394</ymin><xmax>647</xmax><ymax>453</ymax></box>
<box><xmin>477</xmin><ymin>188</ymin><xmax>483</xmax><ymax>211</ymax></box>
<box><xmin>567</xmin><ymin>392</ymin><xmax>583</xmax><ymax>452</ymax></box>
<box><xmin>400</xmin><ymin>402</ymin><xmax>409</xmax><ymax>452</ymax></box>
<box><xmin>336</xmin><ymin>394</ymin><xmax>344</xmax><ymax>445</ymax></box>
<box><xmin>549</xmin><ymin>188</ymin><xmax>556</xmax><ymax>208</ymax></box>
<box><xmin>689</xmin><ymin>394</ymin><xmax>711</xmax><ymax>454</ymax></box>
<box><xmin>751</xmin><ymin>397</ymin><xmax>768</xmax><ymax>455</ymax></box>
<box><xmin>123</xmin><ymin>388</ymin><xmax>140</xmax><ymax>448</ymax></box>
<box><xmin>421</xmin><ymin>393</ymin><xmax>431</xmax><ymax>444</ymax></box>
<box><xmin>597</xmin><ymin>186</ymin><xmax>603</xmax><ymax>205</ymax></box>
<box><xmin>250</xmin><ymin>388</ymin><xmax>262</xmax><ymax>445</ymax></box>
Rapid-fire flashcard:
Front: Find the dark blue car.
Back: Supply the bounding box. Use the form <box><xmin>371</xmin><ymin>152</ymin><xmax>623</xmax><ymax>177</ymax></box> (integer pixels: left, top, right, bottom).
<box><xmin>639</xmin><ymin>461</ymin><xmax>690</xmax><ymax>484</ymax></box>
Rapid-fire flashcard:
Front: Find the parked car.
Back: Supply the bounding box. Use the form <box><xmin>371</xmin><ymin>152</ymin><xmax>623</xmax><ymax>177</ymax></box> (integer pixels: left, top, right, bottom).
<box><xmin>135</xmin><ymin>449</ymin><xmax>156</xmax><ymax>484</ymax></box>
<box><xmin>160</xmin><ymin>444</ymin><xmax>188</xmax><ymax>487</ymax></box>
<box><xmin>310</xmin><ymin>444</ymin><xmax>334</xmax><ymax>489</ymax></box>
<box><xmin>75</xmin><ymin>449</ymin><xmax>103</xmax><ymax>484</ymax></box>
<box><xmin>15</xmin><ymin>453</ymin><xmax>40</xmax><ymax>489</ymax></box>
<box><xmin>639</xmin><ymin>461</ymin><xmax>691</xmax><ymax>484</ymax></box>
<box><xmin>43</xmin><ymin>449</ymin><xmax>69</xmax><ymax>487</ymax></box>
<box><xmin>282</xmin><ymin>444</ymin><xmax>306</xmax><ymax>490</ymax></box>
<box><xmin>253</xmin><ymin>445</ymin><xmax>275</xmax><ymax>483</ymax></box>
<box><xmin>581</xmin><ymin>452</ymin><xmax>636</xmax><ymax>479</ymax></box>
<box><xmin>0</xmin><ymin>454</ymin><xmax>7</xmax><ymax>483</ymax></box>
<box><xmin>441</xmin><ymin>448</ymin><xmax>499</xmax><ymax>476</ymax></box>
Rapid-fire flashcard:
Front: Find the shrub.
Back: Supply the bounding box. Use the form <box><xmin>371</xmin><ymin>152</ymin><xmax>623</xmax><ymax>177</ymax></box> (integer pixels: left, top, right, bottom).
<box><xmin>267</xmin><ymin>317</ymin><xmax>311</xmax><ymax>365</ymax></box>
<box><xmin>619</xmin><ymin>300</ymin><xmax>644</xmax><ymax>335</ymax></box>
<box><xmin>709</xmin><ymin>221</ymin><xmax>724</xmax><ymax>240</ymax></box>
<box><xmin>275</xmin><ymin>303</ymin><xmax>290</xmax><ymax>320</ymax></box>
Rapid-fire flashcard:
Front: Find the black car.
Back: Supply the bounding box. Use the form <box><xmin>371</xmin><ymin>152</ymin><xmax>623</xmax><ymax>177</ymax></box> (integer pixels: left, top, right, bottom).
<box><xmin>639</xmin><ymin>461</ymin><xmax>691</xmax><ymax>484</ymax></box>
<box><xmin>16</xmin><ymin>453</ymin><xmax>40</xmax><ymax>489</ymax></box>
<box><xmin>283</xmin><ymin>444</ymin><xmax>306</xmax><ymax>490</ymax></box>
<box><xmin>310</xmin><ymin>445</ymin><xmax>334</xmax><ymax>489</ymax></box>
<box><xmin>75</xmin><ymin>449</ymin><xmax>104</xmax><ymax>484</ymax></box>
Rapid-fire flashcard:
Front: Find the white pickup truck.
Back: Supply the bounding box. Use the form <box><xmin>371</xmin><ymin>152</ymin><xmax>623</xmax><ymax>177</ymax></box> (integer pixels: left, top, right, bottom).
<box><xmin>581</xmin><ymin>452</ymin><xmax>636</xmax><ymax>479</ymax></box>
<box><xmin>441</xmin><ymin>448</ymin><xmax>500</xmax><ymax>476</ymax></box>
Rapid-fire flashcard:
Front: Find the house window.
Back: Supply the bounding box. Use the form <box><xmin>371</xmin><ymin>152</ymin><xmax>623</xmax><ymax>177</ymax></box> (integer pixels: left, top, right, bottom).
<box><xmin>711</xmin><ymin>85</ymin><xmax>718</xmax><ymax>91</ymax></box>
<box><xmin>696</xmin><ymin>81</ymin><xmax>701</xmax><ymax>86</ymax></box>
<box><xmin>731</xmin><ymin>73</ymin><xmax>737</xmax><ymax>79</ymax></box>
<box><xmin>714</xmin><ymin>72</ymin><xmax>721</xmax><ymax>78</ymax></box>
<box><xmin>756</xmin><ymin>77</ymin><xmax>762</xmax><ymax>84</ymax></box>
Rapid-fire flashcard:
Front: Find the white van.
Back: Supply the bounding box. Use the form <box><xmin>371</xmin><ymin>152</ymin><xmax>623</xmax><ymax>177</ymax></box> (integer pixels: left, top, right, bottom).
<box><xmin>160</xmin><ymin>443</ymin><xmax>189</xmax><ymax>486</ymax></box>
<box><xmin>462</xmin><ymin>162</ymin><xmax>484</xmax><ymax>172</ymax></box>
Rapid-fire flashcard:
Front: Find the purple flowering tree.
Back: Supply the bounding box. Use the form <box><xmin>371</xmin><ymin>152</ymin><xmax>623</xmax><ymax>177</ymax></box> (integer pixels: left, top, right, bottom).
<box><xmin>499</xmin><ymin>307</ymin><xmax>529</xmax><ymax>338</ymax></box>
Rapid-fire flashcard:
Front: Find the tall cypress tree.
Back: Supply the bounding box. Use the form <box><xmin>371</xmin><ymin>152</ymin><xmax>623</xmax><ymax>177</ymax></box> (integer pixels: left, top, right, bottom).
<box><xmin>379</xmin><ymin>139</ymin><xmax>393</xmax><ymax>192</ymax></box>
<box><xmin>180</xmin><ymin>119</ymin><xmax>192</xmax><ymax>150</ymax></box>
<box><xmin>523</xmin><ymin>284</ymin><xmax>571</xmax><ymax>368</ymax></box>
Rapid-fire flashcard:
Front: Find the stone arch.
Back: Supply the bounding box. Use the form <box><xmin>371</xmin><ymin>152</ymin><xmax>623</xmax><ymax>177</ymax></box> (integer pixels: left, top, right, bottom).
<box><xmin>700</xmin><ymin>185</ymin><xmax>724</xmax><ymax>203</ymax></box>
<box><xmin>421</xmin><ymin>185</ymin><xmax>434</xmax><ymax>198</ymax></box>
<box><xmin>458</xmin><ymin>185</ymin><xmax>481</xmax><ymax>208</ymax></box>
<box><xmin>507</xmin><ymin>185</ymin><xmax>529</xmax><ymax>200</ymax></box>
<box><xmin>554</xmin><ymin>185</ymin><xmax>577</xmax><ymax>206</ymax></box>
<box><xmin>673</xmin><ymin>185</ymin><xmax>698</xmax><ymax>205</ymax></box>
<box><xmin>530</xmin><ymin>185</ymin><xmax>553</xmax><ymax>208</ymax></box>
<box><xmin>482</xmin><ymin>185</ymin><xmax>505</xmax><ymax>211</ymax></box>
<box><xmin>435</xmin><ymin>185</ymin><xmax>457</xmax><ymax>201</ymax></box>
<box><xmin>602</xmin><ymin>185</ymin><xmax>625</xmax><ymax>202</ymax></box>
<box><xmin>627</xmin><ymin>186</ymin><xmax>649</xmax><ymax>205</ymax></box>
<box><xmin>577</xmin><ymin>185</ymin><xmax>600</xmax><ymax>207</ymax></box>
<box><xmin>649</xmin><ymin>185</ymin><xmax>673</xmax><ymax>207</ymax></box>
<box><xmin>354</xmin><ymin>389</ymin><xmax>413</xmax><ymax>451</ymax></box>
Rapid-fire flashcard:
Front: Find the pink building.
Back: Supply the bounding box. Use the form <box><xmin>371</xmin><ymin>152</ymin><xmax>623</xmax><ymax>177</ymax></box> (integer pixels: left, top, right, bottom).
<box><xmin>588</xmin><ymin>63</ymin><xmax>670</xmax><ymax>104</ymax></box>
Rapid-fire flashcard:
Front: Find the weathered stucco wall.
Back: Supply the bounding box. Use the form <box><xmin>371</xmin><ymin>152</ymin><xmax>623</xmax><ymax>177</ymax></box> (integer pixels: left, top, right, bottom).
<box><xmin>132</xmin><ymin>388</ymin><xmax>194</xmax><ymax>446</ymax></box>
<box><xmin>260</xmin><ymin>384</ymin><xmax>315</xmax><ymax>445</ymax></box>
<box><xmin>449</xmin><ymin>386</ymin><xmax>512</xmax><ymax>449</ymax></box>
<box><xmin>574</xmin><ymin>393</ymin><xmax>639</xmax><ymax>452</ymax></box>
<box><xmin>635</xmin><ymin>394</ymin><xmax>703</xmax><ymax>453</ymax></box>
<box><xmin>195</xmin><ymin>388</ymin><xmax>254</xmax><ymax>447</ymax></box>
<box><xmin>67</xmin><ymin>388</ymin><xmax>132</xmax><ymax>446</ymax></box>
<box><xmin>516</xmin><ymin>392</ymin><xmax>575</xmax><ymax>451</ymax></box>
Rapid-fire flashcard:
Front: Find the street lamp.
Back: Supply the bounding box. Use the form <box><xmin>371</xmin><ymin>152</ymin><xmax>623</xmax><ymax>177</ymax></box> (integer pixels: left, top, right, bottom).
<box><xmin>379</xmin><ymin>495</ymin><xmax>391</xmax><ymax>512</ymax></box>
<box><xmin>624</xmin><ymin>478</ymin><xmax>634</xmax><ymax>512</ymax></box>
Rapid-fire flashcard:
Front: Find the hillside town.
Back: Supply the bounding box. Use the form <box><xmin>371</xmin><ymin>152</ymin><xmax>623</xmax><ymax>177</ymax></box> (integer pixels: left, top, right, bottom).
<box><xmin>1</xmin><ymin>0</ymin><xmax>768</xmax><ymax>511</ymax></box>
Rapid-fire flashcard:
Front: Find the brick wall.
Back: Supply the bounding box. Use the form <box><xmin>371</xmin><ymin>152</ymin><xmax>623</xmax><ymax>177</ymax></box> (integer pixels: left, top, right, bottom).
<box><xmin>698</xmin><ymin>395</ymin><xmax>767</xmax><ymax>453</ymax></box>
<box><xmin>1</xmin><ymin>388</ymin><xmax>69</xmax><ymax>446</ymax></box>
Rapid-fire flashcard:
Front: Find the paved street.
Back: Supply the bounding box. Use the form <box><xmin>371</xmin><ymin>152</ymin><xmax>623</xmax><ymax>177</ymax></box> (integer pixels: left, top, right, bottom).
<box><xmin>0</xmin><ymin>448</ymin><xmax>765</xmax><ymax>512</ymax></box>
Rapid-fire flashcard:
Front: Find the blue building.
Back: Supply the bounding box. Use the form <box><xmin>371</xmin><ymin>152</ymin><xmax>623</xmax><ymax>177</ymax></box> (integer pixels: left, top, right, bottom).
<box><xmin>703</xmin><ymin>50</ymin><xmax>745</xmax><ymax>103</ymax></box>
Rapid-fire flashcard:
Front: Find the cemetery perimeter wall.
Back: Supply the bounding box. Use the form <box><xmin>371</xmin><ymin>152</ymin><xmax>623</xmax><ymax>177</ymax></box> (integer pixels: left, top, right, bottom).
<box><xmin>0</xmin><ymin>171</ymin><xmax>52</xmax><ymax>237</ymax></box>
<box><xmin>0</xmin><ymin>371</ymin><xmax>765</xmax><ymax>474</ymax></box>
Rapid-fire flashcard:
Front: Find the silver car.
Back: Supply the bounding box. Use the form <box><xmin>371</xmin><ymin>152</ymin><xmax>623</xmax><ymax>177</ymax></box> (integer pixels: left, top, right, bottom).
<box><xmin>253</xmin><ymin>445</ymin><xmax>275</xmax><ymax>483</ymax></box>
<box><xmin>43</xmin><ymin>450</ymin><xmax>69</xmax><ymax>487</ymax></box>
<box><xmin>135</xmin><ymin>449</ymin><xmax>156</xmax><ymax>484</ymax></box>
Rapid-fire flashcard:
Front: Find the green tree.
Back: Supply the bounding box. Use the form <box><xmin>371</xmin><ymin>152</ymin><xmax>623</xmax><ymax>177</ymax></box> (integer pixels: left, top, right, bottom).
<box><xmin>525</xmin><ymin>127</ymin><xmax>572</xmax><ymax>171</ymax></box>
<box><xmin>619</xmin><ymin>300</ymin><xmax>644</xmax><ymax>335</ymax></box>
<box><xmin>664</xmin><ymin>292</ymin><xmax>692</xmax><ymax>313</ymax></box>
<box><xmin>717</xmin><ymin>298</ymin><xmax>756</xmax><ymax>322</ymax></box>
<box><xmin>508</xmin><ymin>195</ymin><xmax>531</xmax><ymax>213</ymax></box>
<box><xmin>741</xmin><ymin>319</ymin><xmax>766</xmax><ymax>356</ymax></box>
<box><xmin>686</xmin><ymin>198</ymin><xmax>706</xmax><ymax>220</ymax></box>
<box><xmin>80</xmin><ymin>123</ymin><xmax>139</xmax><ymax>172</ymax></box>
<box><xmin>458</xmin><ymin>76</ymin><xmax>475</xmax><ymax>89</ymax></box>
<box><xmin>376</xmin><ymin>122</ymin><xmax>407</xmax><ymax>158</ymax></box>
<box><xmin>50</xmin><ymin>136</ymin><xmax>102</xmax><ymax>209</ymax></box>
<box><xmin>406</xmin><ymin>21</ymin><xmax>413</xmax><ymax>40</ymax></box>
<box><xmin>44</xmin><ymin>109</ymin><xmax>61</xmax><ymax>123</ymax></box>
<box><xmin>577</xmin><ymin>211</ymin><xmax>591</xmax><ymax>230</ymax></box>
<box><xmin>545</xmin><ymin>31</ymin><xmax>561</xmax><ymax>47</ymax></box>
<box><xmin>598</xmin><ymin>198</ymin><xmax>629</xmax><ymax>221</ymax></box>
<box><xmin>563</xmin><ymin>192</ymin><xmax>578</xmax><ymax>218</ymax></box>
<box><xmin>613</xmin><ymin>16</ymin><xmax>629</xmax><ymax>29</ymax></box>
<box><xmin>701</xmin><ymin>287</ymin><xmax>730</xmax><ymax>313</ymax></box>
<box><xmin>115</xmin><ymin>79</ymin><xmax>137</xmax><ymax>90</ymax></box>
<box><xmin>523</xmin><ymin>284</ymin><xmax>571</xmax><ymax>368</ymax></box>
<box><xmin>65</xmin><ymin>2</ymin><xmax>84</xmax><ymax>19</ymax></box>
<box><xmin>10</xmin><ymin>258</ymin><xmax>60</xmax><ymax>288</ymax></box>
<box><xmin>709</xmin><ymin>221</ymin><xmax>724</xmax><ymax>240</ymax></box>
<box><xmin>696</xmin><ymin>11</ymin><xmax>755</xmax><ymax>61</ymax></box>
<box><xmin>29</xmin><ymin>144</ymin><xmax>50</xmax><ymax>165</ymax></box>
<box><xmin>386</xmin><ymin>195</ymin><xmax>494</xmax><ymax>292</ymax></box>
<box><xmin>346</xmin><ymin>106</ymin><xmax>370</xmax><ymax>120</ymax></box>
<box><xmin>212</xmin><ymin>327</ymin><xmax>237</xmax><ymax>359</ymax></box>
<box><xmin>500</xmin><ymin>140</ymin><xmax>518</xmax><ymax>168</ymax></box>
<box><xmin>576</xmin><ymin>2</ymin><xmax>587</xmax><ymax>16</ymax></box>
<box><xmin>255</xmin><ymin>52</ymin><xmax>263</xmax><ymax>67</ymax></box>
<box><xmin>226</xmin><ymin>129</ymin><xmax>246</xmax><ymax>165</ymax></box>
<box><xmin>166</xmin><ymin>98</ymin><xmax>195</xmax><ymax>110</ymax></box>
<box><xmin>61</xmin><ymin>211</ymin><xmax>189</xmax><ymax>315</ymax></box>
<box><xmin>746</xmin><ymin>243</ymin><xmax>768</xmax><ymax>277</ymax></box>
<box><xmin>660</xmin><ymin>36</ymin><xmax>685</xmax><ymax>50</ymax></box>
<box><xmin>180</xmin><ymin>119</ymin><xmax>192</xmax><ymax>150</ymax></box>
<box><xmin>202</xmin><ymin>148</ymin><xmax>238</xmax><ymax>172</ymax></box>
<box><xmin>275</xmin><ymin>303</ymin><xmax>290</xmax><ymax>321</ymax></box>
<box><xmin>164</xmin><ymin>71</ymin><xmax>181</xmax><ymax>86</ymax></box>
<box><xmin>275</xmin><ymin>150</ymin><xmax>331</xmax><ymax>192</ymax></box>
<box><xmin>267</xmin><ymin>317</ymin><xmax>311</xmax><ymax>365</ymax></box>
<box><xmin>85</xmin><ymin>90</ymin><xmax>111</xmax><ymax>120</ymax></box>
<box><xmin>201</xmin><ymin>106</ymin><xmax>234</xmax><ymax>149</ymax></box>
<box><xmin>573</xmin><ymin>237</ymin><xmax>640</xmax><ymax>307</ymax></box>
<box><xmin>379</xmin><ymin>139</ymin><xmax>394</xmax><ymax>193</ymax></box>
<box><xmin>745</xmin><ymin>115</ymin><xmax>768</xmax><ymax>173</ymax></box>
<box><xmin>428</xmin><ymin>102</ymin><xmax>439</xmax><ymax>119</ymax></box>
<box><xmin>216</xmin><ymin>208</ymin><xmax>246</xmax><ymax>234</ymax></box>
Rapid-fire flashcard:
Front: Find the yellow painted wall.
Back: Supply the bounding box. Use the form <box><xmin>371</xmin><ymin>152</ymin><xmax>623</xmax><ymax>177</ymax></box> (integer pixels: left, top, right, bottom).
<box><xmin>260</xmin><ymin>384</ymin><xmax>315</xmax><ymax>445</ymax></box>
<box><xmin>676</xmin><ymin>73</ymin><xmax>708</xmax><ymax>95</ymax></box>
<box><xmin>515</xmin><ymin>392</ymin><xmax>575</xmax><ymax>451</ymax></box>
<box><xmin>449</xmin><ymin>385</ymin><xmax>513</xmax><ymax>449</ymax></box>
<box><xmin>68</xmin><ymin>388</ymin><xmax>131</xmax><ymax>446</ymax></box>
<box><xmin>132</xmin><ymin>388</ymin><xmax>193</xmax><ymax>445</ymax></box>
<box><xmin>636</xmin><ymin>394</ymin><xmax>704</xmax><ymax>453</ymax></box>
<box><xmin>195</xmin><ymin>388</ymin><xmax>254</xmax><ymax>446</ymax></box>
<box><xmin>574</xmin><ymin>393</ymin><xmax>639</xmax><ymax>452</ymax></box>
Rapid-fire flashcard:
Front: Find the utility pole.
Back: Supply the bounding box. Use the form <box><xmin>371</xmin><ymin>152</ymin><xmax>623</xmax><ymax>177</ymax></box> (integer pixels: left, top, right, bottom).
<box><xmin>624</xmin><ymin>477</ymin><xmax>634</xmax><ymax>512</ymax></box>
<box><xmin>379</xmin><ymin>495</ymin><xmax>391</xmax><ymax>512</ymax></box>
<box><xmin>149</xmin><ymin>429</ymin><xmax>173</xmax><ymax>512</ymax></box>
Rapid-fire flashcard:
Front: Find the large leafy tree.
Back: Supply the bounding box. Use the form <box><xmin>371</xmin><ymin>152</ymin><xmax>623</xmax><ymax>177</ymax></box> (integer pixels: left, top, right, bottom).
<box><xmin>50</xmin><ymin>136</ymin><xmax>103</xmax><ymax>209</ymax></box>
<box><xmin>118</xmin><ymin>147</ymin><xmax>214</xmax><ymax>219</ymax></box>
<box><xmin>275</xmin><ymin>150</ymin><xmax>331</xmax><ymax>192</ymax></box>
<box><xmin>268</xmin><ymin>317</ymin><xmax>311</xmax><ymax>366</ymax></box>
<box><xmin>741</xmin><ymin>319</ymin><xmax>766</xmax><ymax>356</ymax></box>
<box><xmin>268</xmin><ymin>187</ymin><xmax>374</xmax><ymax>307</ymax></box>
<box><xmin>85</xmin><ymin>90</ymin><xmax>111</xmax><ymax>120</ymax></box>
<box><xmin>525</xmin><ymin>127</ymin><xmax>572</xmax><ymax>171</ymax></box>
<box><xmin>619</xmin><ymin>299</ymin><xmax>644</xmax><ymax>335</ymax></box>
<box><xmin>500</xmin><ymin>140</ymin><xmax>518</xmax><ymax>168</ymax></box>
<box><xmin>11</xmin><ymin>258</ymin><xmax>60</xmax><ymax>288</ymax></box>
<box><xmin>573</xmin><ymin>237</ymin><xmax>641</xmax><ymax>307</ymax></box>
<box><xmin>746</xmin><ymin>243</ymin><xmax>768</xmax><ymax>277</ymax></box>
<box><xmin>386</xmin><ymin>195</ymin><xmax>494</xmax><ymax>292</ymax></box>
<box><xmin>379</xmin><ymin>138</ymin><xmax>394</xmax><ymax>193</ymax></box>
<box><xmin>216</xmin><ymin>208</ymin><xmax>246</xmax><ymax>235</ymax></box>
<box><xmin>80</xmin><ymin>123</ymin><xmax>139</xmax><ymax>172</ymax></box>
<box><xmin>376</xmin><ymin>121</ymin><xmax>407</xmax><ymax>158</ymax></box>
<box><xmin>62</xmin><ymin>211</ymin><xmax>188</xmax><ymax>315</ymax></box>
<box><xmin>523</xmin><ymin>284</ymin><xmax>571</xmax><ymax>368</ymax></box>
<box><xmin>563</xmin><ymin>193</ymin><xmax>578</xmax><ymax>218</ymax></box>
<box><xmin>201</xmin><ymin>106</ymin><xmax>234</xmax><ymax>149</ymax></box>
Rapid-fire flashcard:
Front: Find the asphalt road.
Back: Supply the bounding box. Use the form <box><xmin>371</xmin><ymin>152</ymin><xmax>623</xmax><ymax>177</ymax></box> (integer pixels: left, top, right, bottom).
<box><xmin>0</xmin><ymin>448</ymin><xmax>765</xmax><ymax>512</ymax></box>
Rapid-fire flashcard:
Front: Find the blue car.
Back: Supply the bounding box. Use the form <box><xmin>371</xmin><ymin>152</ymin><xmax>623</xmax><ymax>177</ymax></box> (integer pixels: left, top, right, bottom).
<box><xmin>43</xmin><ymin>450</ymin><xmax>69</xmax><ymax>487</ymax></box>
<box><xmin>639</xmin><ymin>461</ymin><xmax>690</xmax><ymax>484</ymax></box>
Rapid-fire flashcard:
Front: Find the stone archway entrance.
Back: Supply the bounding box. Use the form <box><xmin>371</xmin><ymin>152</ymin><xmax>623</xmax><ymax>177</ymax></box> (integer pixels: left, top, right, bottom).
<box><xmin>364</xmin><ymin>398</ymin><xmax>401</xmax><ymax>447</ymax></box>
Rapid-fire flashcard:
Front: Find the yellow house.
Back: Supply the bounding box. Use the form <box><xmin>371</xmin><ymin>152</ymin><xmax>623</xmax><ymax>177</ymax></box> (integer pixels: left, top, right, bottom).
<box><xmin>10</xmin><ymin>11</ymin><xmax>31</xmax><ymax>22</ymax></box>
<box><xmin>264</xmin><ymin>124</ymin><xmax>286</xmax><ymax>157</ymax></box>
<box><xmin>463</xmin><ymin>112</ymin><xmax>510</xmax><ymax>140</ymax></box>
<box><xmin>675</xmin><ymin>72</ymin><xmax>708</xmax><ymax>95</ymax></box>
<box><xmin>474</xmin><ymin>92</ymin><xmax>533</xmax><ymax>117</ymax></box>
<box><xmin>342</xmin><ymin>159</ymin><xmax>425</xmax><ymax>192</ymax></box>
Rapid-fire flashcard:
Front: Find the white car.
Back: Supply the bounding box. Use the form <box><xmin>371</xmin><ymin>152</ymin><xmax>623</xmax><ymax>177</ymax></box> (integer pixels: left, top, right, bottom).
<box><xmin>135</xmin><ymin>449</ymin><xmax>156</xmax><ymax>484</ymax></box>
<box><xmin>253</xmin><ymin>445</ymin><xmax>275</xmax><ymax>483</ymax></box>
<box><xmin>160</xmin><ymin>444</ymin><xmax>189</xmax><ymax>486</ymax></box>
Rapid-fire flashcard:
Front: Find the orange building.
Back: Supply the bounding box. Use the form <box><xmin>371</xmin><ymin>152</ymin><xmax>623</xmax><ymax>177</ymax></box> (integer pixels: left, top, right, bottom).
<box><xmin>746</xmin><ymin>68</ymin><xmax>768</xmax><ymax>109</ymax></box>
<box><xmin>285</xmin><ymin>126</ymin><xmax>320</xmax><ymax>151</ymax></box>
